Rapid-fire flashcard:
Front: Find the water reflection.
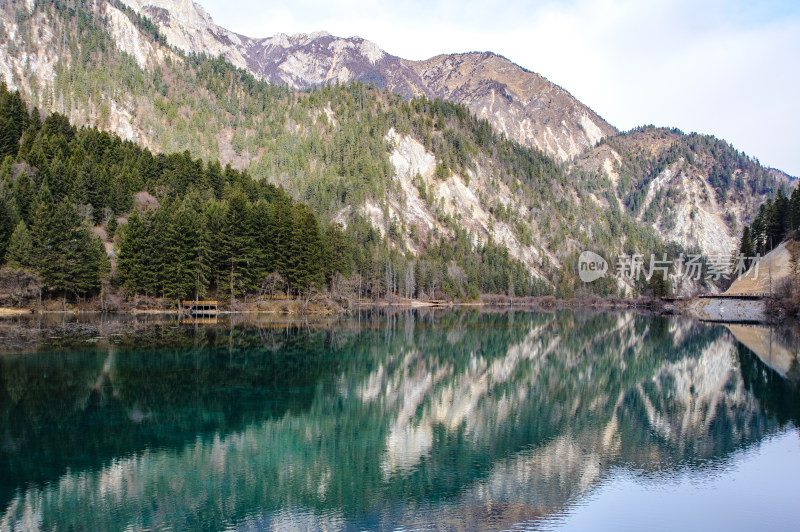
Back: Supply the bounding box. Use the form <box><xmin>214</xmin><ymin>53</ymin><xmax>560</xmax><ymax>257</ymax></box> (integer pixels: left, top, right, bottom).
<box><xmin>0</xmin><ymin>311</ymin><xmax>798</xmax><ymax>531</ymax></box>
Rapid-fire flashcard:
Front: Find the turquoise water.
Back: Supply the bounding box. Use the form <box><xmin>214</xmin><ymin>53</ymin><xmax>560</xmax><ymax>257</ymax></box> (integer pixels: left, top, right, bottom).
<box><xmin>0</xmin><ymin>311</ymin><xmax>798</xmax><ymax>531</ymax></box>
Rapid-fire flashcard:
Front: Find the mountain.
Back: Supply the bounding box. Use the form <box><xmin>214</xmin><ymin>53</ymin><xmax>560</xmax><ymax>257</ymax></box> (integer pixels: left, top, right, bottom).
<box><xmin>571</xmin><ymin>126</ymin><xmax>785</xmax><ymax>259</ymax></box>
<box><xmin>118</xmin><ymin>0</ymin><xmax>617</xmax><ymax>161</ymax></box>
<box><xmin>0</xmin><ymin>0</ymin><xmax>791</xmax><ymax>298</ymax></box>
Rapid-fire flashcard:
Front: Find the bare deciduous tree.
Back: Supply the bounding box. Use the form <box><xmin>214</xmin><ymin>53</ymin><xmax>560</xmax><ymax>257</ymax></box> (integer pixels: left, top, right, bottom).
<box><xmin>0</xmin><ymin>268</ymin><xmax>41</xmax><ymax>307</ymax></box>
<box><xmin>260</xmin><ymin>272</ymin><xmax>285</xmax><ymax>299</ymax></box>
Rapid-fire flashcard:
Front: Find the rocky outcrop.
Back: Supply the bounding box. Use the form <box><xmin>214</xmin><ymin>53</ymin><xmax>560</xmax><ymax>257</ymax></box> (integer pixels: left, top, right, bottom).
<box><xmin>0</xmin><ymin>1</ymin><xmax>60</xmax><ymax>96</ymax></box>
<box><xmin>0</xmin><ymin>1</ymin><xmax>157</xmax><ymax>147</ymax></box>
<box><xmin>334</xmin><ymin>128</ymin><xmax>555</xmax><ymax>278</ymax></box>
<box><xmin>572</xmin><ymin>127</ymin><xmax>789</xmax><ymax>260</ymax></box>
<box><xmin>106</xmin><ymin>2</ymin><xmax>178</xmax><ymax>70</ymax></box>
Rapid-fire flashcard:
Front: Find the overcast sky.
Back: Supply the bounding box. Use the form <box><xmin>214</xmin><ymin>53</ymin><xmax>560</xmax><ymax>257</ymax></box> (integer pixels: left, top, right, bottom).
<box><xmin>197</xmin><ymin>0</ymin><xmax>799</xmax><ymax>175</ymax></box>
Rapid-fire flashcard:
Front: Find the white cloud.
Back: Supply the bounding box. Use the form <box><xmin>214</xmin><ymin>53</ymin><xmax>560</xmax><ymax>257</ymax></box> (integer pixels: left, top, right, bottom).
<box><xmin>198</xmin><ymin>0</ymin><xmax>800</xmax><ymax>175</ymax></box>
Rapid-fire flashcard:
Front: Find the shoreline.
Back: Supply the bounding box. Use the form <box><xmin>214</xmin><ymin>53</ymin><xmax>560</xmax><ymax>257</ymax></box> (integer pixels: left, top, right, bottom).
<box><xmin>0</xmin><ymin>295</ymin><xmax>777</xmax><ymax>324</ymax></box>
<box><xmin>0</xmin><ymin>295</ymin><xmax>669</xmax><ymax>315</ymax></box>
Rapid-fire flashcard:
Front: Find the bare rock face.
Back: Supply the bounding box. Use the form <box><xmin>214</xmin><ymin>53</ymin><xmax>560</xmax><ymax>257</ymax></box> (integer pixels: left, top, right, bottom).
<box><xmin>333</xmin><ymin>128</ymin><xmax>555</xmax><ymax>278</ymax></box>
<box><xmin>406</xmin><ymin>53</ymin><xmax>614</xmax><ymax>160</ymax></box>
<box><xmin>118</xmin><ymin>0</ymin><xmax>616</xmax><ymax>160</ymax></box>
<box><xmin>121</xmin><ymin>0</ymin><xmax>250</xmax><ymax>70</ymax></box>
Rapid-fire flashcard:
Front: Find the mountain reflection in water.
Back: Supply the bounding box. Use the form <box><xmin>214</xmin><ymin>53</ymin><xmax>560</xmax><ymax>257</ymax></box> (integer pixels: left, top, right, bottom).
<box><xmin>0</xmin><ymin>311</ymin><xmax>798</xmax><ymax>531</ymax></box>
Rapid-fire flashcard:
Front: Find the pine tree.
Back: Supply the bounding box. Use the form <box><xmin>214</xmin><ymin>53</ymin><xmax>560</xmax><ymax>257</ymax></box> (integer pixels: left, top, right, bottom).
<box><xmin>739</xmin><ymin>226</ymin><xmax>754</xmax><ymax>260</ymax></box>
<box><xmin>163</xmin><ymin>202</ymin><xmax>209</xmax><ymax>300</ymax></box>
<box><xmin>106</xmin><ymin>215</ymin><xmax>118</xmax><ymax>238</ymax></box>
<box><xmin>143</xmin><ymin>205</ymin><xmax>170</xmax><ymax>296</ymax></box>
<box><xmin>0</xmin><ymin>86</ymin><xmax>26</xmax><ymax>159</ymax></box>
<box><xmin>751</xmin><ymin>204</ymin><xmax>766</xmax><ymax>255</ymax></box>
<box><xmin>288</xmin><ymin>203</ymin><xmax>323</xmax><ymax>293</ymax></box>
<box><xmin>790</xmin><ymin>187</ymin><xmax>800</xmax><ymax>231</ymax></box>
<box><xmin>269</xmin><ymin>198</ymin><xmax>294</xmax><ymax>282</ymax></box>
<box><xmin>36</xmin><ymin>180</ymin><xmax>54</xmax><ymax>209</ymax></box>
<box><xmin>773</xmin><ymin>189</ymin><xmax>790</xmax><ymax>239</ymax></box>
<box><xmin>647</xmin><ymin>270</ymin><xmax>670</xmax><ymax>298</ymax></box>
<box><xmin>117</xmin><ymin>209</ymin><xmax>147</xmax><ymax>295</ymax></box>
<box><xmin>0</xmin><ymin>193</ymin><xmax>17</xmax><ymax>263</ymax></box>
<box><xmin>188</xmin><ymin>206</ymin><xmax>211</xmax><ymax>300</ymax></box>
<box><xmin>204</xmin><ymin>199</ymin><xmax>228</xmax><ymax>292</ymax></box>
<box><xmin>27</xmin><ymin>201</ymin><xmax>53</xmax><ymax>278</ymax></box>
<box><xmin>28</xmin><ymin>107</ymin><xmax>42</xmax><ymax>132</ymax></box>
<box><xmin>220</xmin><ymin>188</ymin><xmax>255</xmax><ymax>300</ymax></box>
<box><xmin>205</xmin><ymin>161</ymin><xmax>225</xmax><ymax>198</ymax></box>
<box><xmin>5</xmin><ymin>222</ymin><xmax>33</xmax><ymax>269</ymax></box>
<box><xmin>323</xmin><ymin>223</ymin><xmax>351</xmax><ymax>283</ymax></box>
<box><xmin>13</xmin><ymin>171</ymin><xmax>34</xmax><ymax>223</ymax></box>
<box><xmin>65</xmin><ymin>225</ymin><xmax>108</xmax><ymax>298</ymax></box>
<box><xmin>249</xmin><ymin>199</ymin><xmax>273</xmax><ymax>283</ymax></box>
<box><xmin>44</xmin><ymin>202</ymin><xmax>82</xmax><ymax>297</ymax></box>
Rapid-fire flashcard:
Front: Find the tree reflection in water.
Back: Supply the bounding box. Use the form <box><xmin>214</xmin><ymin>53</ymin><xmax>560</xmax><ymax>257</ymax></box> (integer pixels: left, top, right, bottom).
<box><xmin>0</xmin><ymin>311</ymin><xmax>798</xmax><ymax>531</ymax></box>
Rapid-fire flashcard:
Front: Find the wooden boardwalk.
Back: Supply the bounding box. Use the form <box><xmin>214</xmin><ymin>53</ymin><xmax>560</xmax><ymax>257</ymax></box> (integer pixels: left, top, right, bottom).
<box><xmin>181</xmin><ymin>300</ymin><xmax>219</xmax><ymax>316</ymax></box>
<box><xmin>698</xmin><ymin>293</ymin><xmax>766</xmax><ymax>300</ymax></box>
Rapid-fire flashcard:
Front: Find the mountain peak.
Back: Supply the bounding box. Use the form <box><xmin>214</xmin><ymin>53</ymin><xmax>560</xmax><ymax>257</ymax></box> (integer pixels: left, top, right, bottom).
<box><xmin>110</xmin><ymin>0</ymin><xmax>781</xmax><ymax>186</ymax></box>
<box><xmin>123</xmin><ymin>0</ymin><xmax>214</xmax><ymax>28</ymax></box>
<box><xmin>116</xmin><ymin>0</ymin><xmax>613</xmax><ymax>159</ymax></box>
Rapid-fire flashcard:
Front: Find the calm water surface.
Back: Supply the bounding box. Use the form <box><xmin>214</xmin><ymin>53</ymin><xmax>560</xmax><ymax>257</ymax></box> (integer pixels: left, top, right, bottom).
<box><xmin>0</xmin><ymin>311</ymin><xmax>799</xmax><ymax>531</ymax></box>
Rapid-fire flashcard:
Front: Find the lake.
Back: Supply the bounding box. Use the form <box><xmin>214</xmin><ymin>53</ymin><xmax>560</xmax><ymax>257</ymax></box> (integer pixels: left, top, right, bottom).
<box><xmin>0</xmin><ymin>310</ymin><xmax>799</xmax><ymax>531</ymax></box>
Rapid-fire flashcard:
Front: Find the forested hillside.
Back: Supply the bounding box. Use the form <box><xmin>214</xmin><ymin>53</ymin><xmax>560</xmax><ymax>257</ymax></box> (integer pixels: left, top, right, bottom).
<box><xmin>739</xmin><ymin>187</ymin><xmax>800</xmax><ymax>258</ymax></box>
<box><xmin>0</xmin><ymin>84</ymin><xmax>547</xmax><ymax>305</ymax></box>
<box><xmin>0</xmin><ymin>0</ymin><xmax>790</xmax><ymax>302</ymax></box>
<box><xmin>572</xmin><ymin>126</ymin><xmax>790</xmax><ymax>260</ymax></box>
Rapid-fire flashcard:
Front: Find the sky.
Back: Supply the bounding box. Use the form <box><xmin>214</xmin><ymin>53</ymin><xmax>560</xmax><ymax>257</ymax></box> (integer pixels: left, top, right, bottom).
<box><xmin>196</xmin><ymin>0</ymin><xmax>800</xmax><ymax>175</ymax></box>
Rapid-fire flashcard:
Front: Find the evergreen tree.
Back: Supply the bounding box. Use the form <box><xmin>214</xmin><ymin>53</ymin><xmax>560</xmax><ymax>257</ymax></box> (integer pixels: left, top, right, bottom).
<box><xmin>106</xmin><ymin>215</ymin><xmax>118</xmax><ymax>238</ymax></box>
<box><xmin>288</xmin><ymin>203</ymin><xmax>324</xmax><ymax>292</ymax></box>
<box><xmin>163</xmin><ymin>202</ymin><xmax>210</xmax><ymax>300</ymax></box>
<box><xmin>790</xmin><ymin>187</ymin><xmax>800</xmax><ymax>231</ymax></box>
<box><xmin>27</xmin><ymin>201</ymin><xmax>52</xmax><ymax>277</ymax></box>
<box><xmin>773</xmin><ymin>189</ymin><xmax>790</xmax><ymax>239</ymax></box>
<box><xmin>13</xmin><ymin>171</ymin><xmax>34</xmax><ymax>223</ymax></box>
<box><xmin>203</xmin><ymin>199</ymin><xmax>228</xmax><ymax>292</ymax></box>
<box><xmin>43</xmin><ymin>202</ymin><xmax>82</xmax><ymax>297</ymax></box>
<box><xmin>249</xmin><ymin>199</ymin><xmax>273</xmax><ymax>283</ymax></box>
<box><xmin>269</xmin><ymin>198</ymin><xmax>294</xmax><ymax>282</ymax></box>
<box><xmin>206</xmin><ymin>160</ymin><xmax>224</xmax><ymax>198</ymax></box>
<box><xmin>143</xmin><ymin>205</ymin><xmax>170</xmax><ymax>296</ymax></box>
<box><xmin>36</xmin><ymin>180</ymin><xmax>54</xmax><ymax>208</ymax></box>
<box><xmin>0</xmin><ymin>193</ymin><xmax>16</xmax><ymax>263</ymax></box>
<box><xmin>5</xmin><ymin>222</ymin><xmax>34</xmax><ymax>269</ymax></box>
<box><xmin>0</xmin><ymin>85</ymin><xmax>26</xmax><ymax>159</ymax></box>
<box><xmin>66</xmin><ymin>225</ymin><xmax>109</xmax><ymax>298</ymax></box>
<box><xmin>220</xmin><ymin>189</ymin><xmax>254</xmax><ymax>300</ymax></box>
<box><xmin>323</xmin><ymin>223</ymin><xmax>351</xmax><ymax>283</ymax></box>
<box><xmin>647</xmin><ymin>271</ymin><xmax>670</xmax><ymax>298</ymax></box>
<box><xmin>739</xmin><ymin>226</ymin><xmax>754</xmax><ymax>261</ymax></box>
<box><xmin>751</xmin><ymin>204</ymin><xmax>766</xmax><ymax>255</ymax></box>
<box><xmin>117</xmin><ymin>209</ymin><xmax>148</xmax><ymax>296</ymax></box>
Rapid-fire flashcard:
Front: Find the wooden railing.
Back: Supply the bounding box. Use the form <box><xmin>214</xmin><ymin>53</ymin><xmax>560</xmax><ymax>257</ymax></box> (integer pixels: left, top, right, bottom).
<box><xmin>182</xmin><ymin>300</ymin><xmax>219</xmax><ymax>306</ymax></box>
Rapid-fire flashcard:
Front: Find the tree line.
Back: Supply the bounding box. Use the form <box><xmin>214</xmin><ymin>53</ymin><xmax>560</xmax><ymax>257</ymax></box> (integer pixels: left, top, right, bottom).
<box><xmin>0</xmin><ymin>83</ymin><xmax>544</xmax><ymax>304</ymax></box>
<box><xmin>739</xmin><ymin>187</ymin><xmax>800</xmax><ymax>258</ymax></box>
